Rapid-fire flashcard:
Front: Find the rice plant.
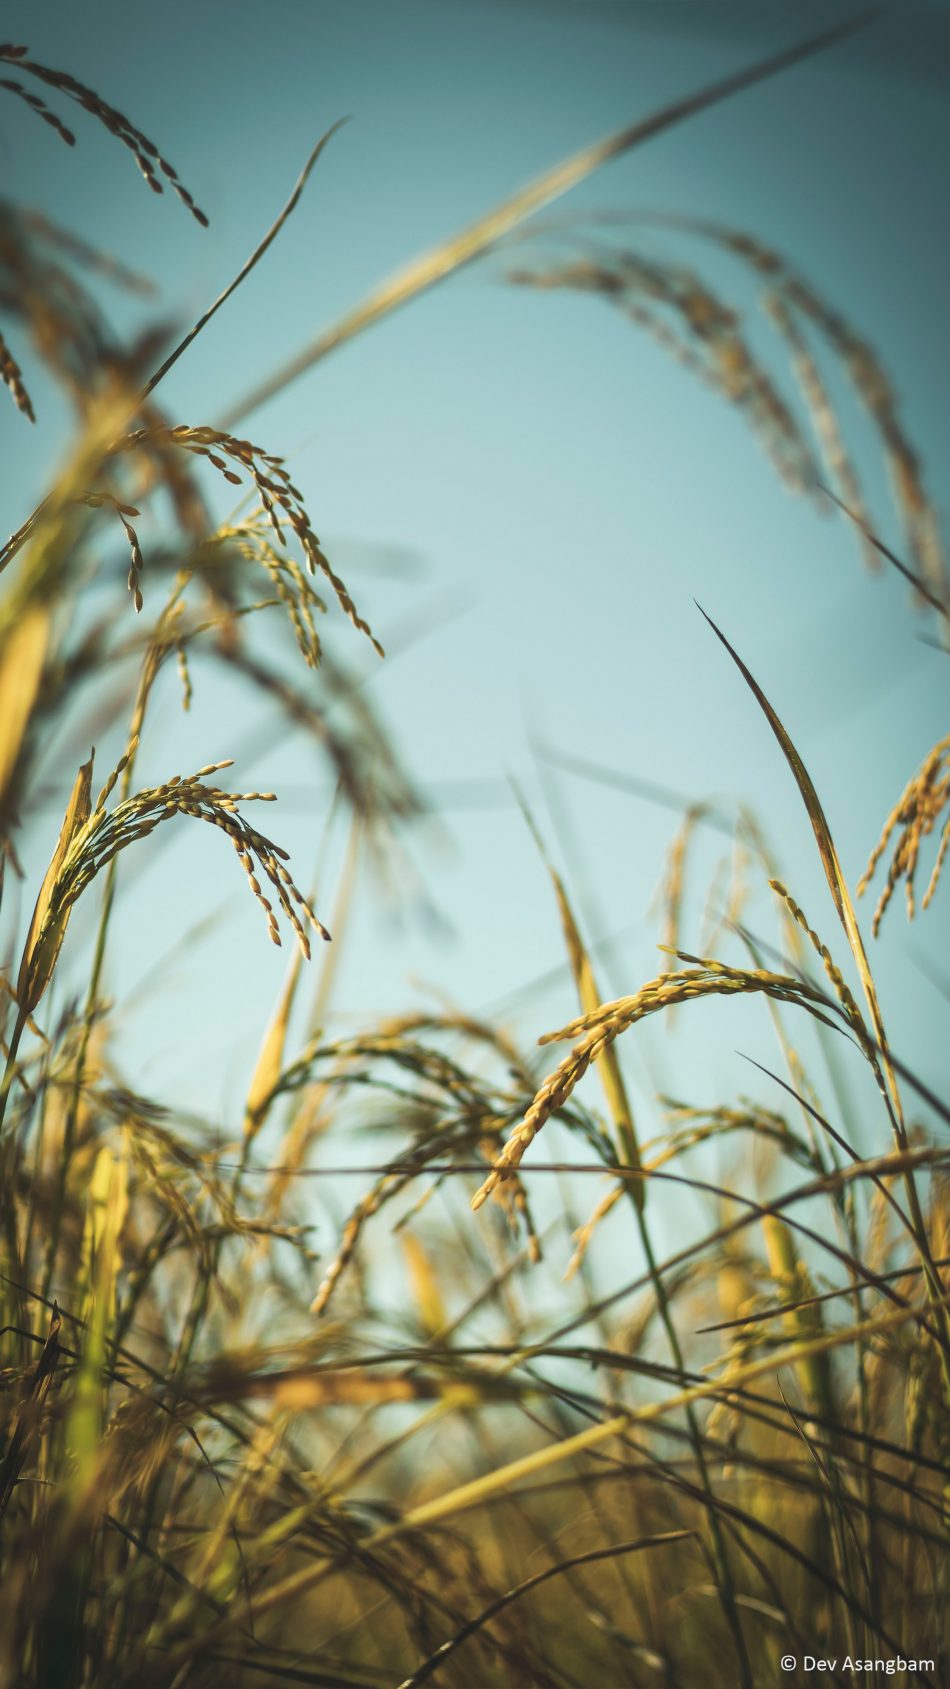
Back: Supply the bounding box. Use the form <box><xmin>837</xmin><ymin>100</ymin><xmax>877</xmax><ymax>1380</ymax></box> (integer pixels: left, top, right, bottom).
<box><xmin>1</xmin><ymin>15</ymin><xmax>947</xmax><ymax>1689</ymax></box>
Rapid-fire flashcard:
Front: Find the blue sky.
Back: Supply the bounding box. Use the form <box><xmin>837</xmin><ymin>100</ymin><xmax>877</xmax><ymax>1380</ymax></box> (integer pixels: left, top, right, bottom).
<box><xmin>2</xmin><ymin>4</ymin><xmax>948</xmax><ymax>1268</ymax></box>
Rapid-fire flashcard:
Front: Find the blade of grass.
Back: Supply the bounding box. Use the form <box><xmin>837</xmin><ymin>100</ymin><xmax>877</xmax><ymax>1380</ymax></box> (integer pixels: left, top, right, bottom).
<box><xmin>140</xmin><ymin>121</ymin><xmax>348</xmax><ymax>404</ymax></box>
<box><xmin>698</xmin><ymin>603</ymin><xmax>950</xmax><ymax>1388</ymax></box>
<box><xmin>221</xmin><ymin>10</ymin><xmax>881</xmax><ymax>425</ymax></box>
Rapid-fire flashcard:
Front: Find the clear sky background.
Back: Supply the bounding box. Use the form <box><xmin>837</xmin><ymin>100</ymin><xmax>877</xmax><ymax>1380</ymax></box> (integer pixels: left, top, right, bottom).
<box><xmin>2</xmin><ymin>2</ymin><xmax>949</xmax><ymax>1271</ymax></box>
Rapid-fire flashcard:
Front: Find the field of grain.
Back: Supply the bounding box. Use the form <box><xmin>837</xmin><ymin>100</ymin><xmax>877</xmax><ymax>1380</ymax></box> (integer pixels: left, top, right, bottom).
<box><xmin>1</xmin><ymin>10</ymin><xmax>948</xmax><ymax>1687</ymax></box>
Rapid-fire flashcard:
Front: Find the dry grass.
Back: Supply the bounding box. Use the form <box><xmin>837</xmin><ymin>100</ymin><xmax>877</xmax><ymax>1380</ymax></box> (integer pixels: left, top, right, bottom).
<box><xmin>1</xmin><ymin>18</ymin><xmax>948</xmax><ymax>1689</ymax></box>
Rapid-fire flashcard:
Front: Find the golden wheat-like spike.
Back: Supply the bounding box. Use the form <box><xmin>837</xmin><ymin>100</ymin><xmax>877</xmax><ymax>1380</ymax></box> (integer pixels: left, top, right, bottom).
<box><xmin>643</xmin><ymin>211</ymin><xmax>947</xmax><ymax>600</ymax></box>
<box><xmin>922</xmin><ymin>816</ymin><xmax>950</xmax><ymax>914</ymax></box>
<box><xmin>173</xmin><ymin>638</ymin><xmax>192</xmax><ymax>712</ymax></box>
<box><xmin>857</xmin><ymin>733</ymin><xmax>950</xmax><ymax>935</ymax></box>
<box><xmin>16</xmin><ymin>757</ymin><xmax>329</xmax><ymax>1015</ymax></box>
<box><xmin>16</xmin><ymin>751</ymin><xmax>94</xmax><ymax>1016</ymax></box>
<box><xmin>113</xmin><ymin>425</ymin><xmax>382</xmax><ymax>653</ymax></box>
<box><xmin>201</xmin><ymin>519</ymin><xmax>328</xmax><ymax>668</ymax></box>
<box><xmin>762</xmin><ymin>290</ymin><xmax>879</xmax><ymax>573</ymax></box>
<box><xmin>512</xmin><ymin>251</ymin><xmax>817</xmax><ymax>492</ymax></box>
<box><xmin>93</xmin><ymin>735</ymin><xmax>138</xmax><ymax>815</ymax></box>
<box><xmin>310</xmin><ymin>1178</ymin><xmax>394</xmax><ymax>1316</ymax></box>
<box><xmin>767</xmin><ymin>878</ymin><xmax>869</xmax><ymax>1043</ymax></box>
<box><xmin>0</xmin><ymin>73</ymin><xmax>76</xmax><ymax>145</ymax></box>
<box><xmin>80</xmin><ymin>493</ymin><xmax>144</xmax><ymax>608</ymax></box>
<box><xmin>0</xmin><ymin>45</ymin><xmax>208</xmax><ymax>224</ymax></box>
<box><xmin>472</xmin><ymin>959</ymin><xmax>831</xmax><ymax>1212</ymax></box>
<box><xmin>476</xmin><ymin>1134</ymin><xmax>542</xmax><ymax>1260</ymax></box>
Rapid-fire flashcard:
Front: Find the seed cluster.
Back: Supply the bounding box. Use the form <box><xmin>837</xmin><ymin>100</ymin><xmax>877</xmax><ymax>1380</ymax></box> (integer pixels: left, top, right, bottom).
<box><xmin>471</xmin><ymin>956</ymin><xmax>829</xmax><ymax>1212</ymax></box>
<box><xmin>666</xmin><ymin>217</ymin><xmax>947</xmax><ymax>599</ymax></box>
<box><xmin>115</xmin><ymin>426</ymin><xmax>382</xmax><ymax>653</ymax></box>
<box><xmin>18</xmin><ymin>750</ymin><xmax>329</xmax><ymax>1017</ymax></box>
<box><xmin>721</xmin><ymin>226</ymin><xmax>945</xmax><ymax>596</ymax></box>
<box><xmin>510</xmin><ymin>253</ymin><xmax>818</xmax><ymax>494</ymax></box>
<box><xmin>768</xmin><ymin>878</ymin><xmax>868</xmax><ymax>1041</ymax></box>
<box><xmin>206</xmin><ymin>518</ymin><xmax>328</xmax><ymax>669</ymax></box>
<box><xmin>0</xmin><ymin>44</ymin><xmax>208</xmax><ymax>225</ymax></box>
<box><xmin>858</xmin><ymin>733</ymin><xmax>950</xmax><ymax>935</ymax></box>
<box><xmin>81</xmin><ymin>492</ymin><xmax>144</xmax><ymax>610</ymax></box>
<box><xmin>762</xmin><ymin>290</ymin><xmax>877</xmax><ymax>574</ymax></box>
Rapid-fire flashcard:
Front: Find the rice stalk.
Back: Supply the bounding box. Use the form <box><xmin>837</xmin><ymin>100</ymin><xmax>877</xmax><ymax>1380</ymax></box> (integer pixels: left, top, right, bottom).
<box><xmin>857</xmin><ymin>734</ymin><xmax>950</xmax><ymax>935</ymax></box>
<box><xmin>14</xmin><ymin>749</ymin><xmax>329</xmax><ymax>1026</ymax></box>
<box><xmin>0</xmin><ymin>44</ymin><xmax>208</xmax><ymax>223</ymax></box>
